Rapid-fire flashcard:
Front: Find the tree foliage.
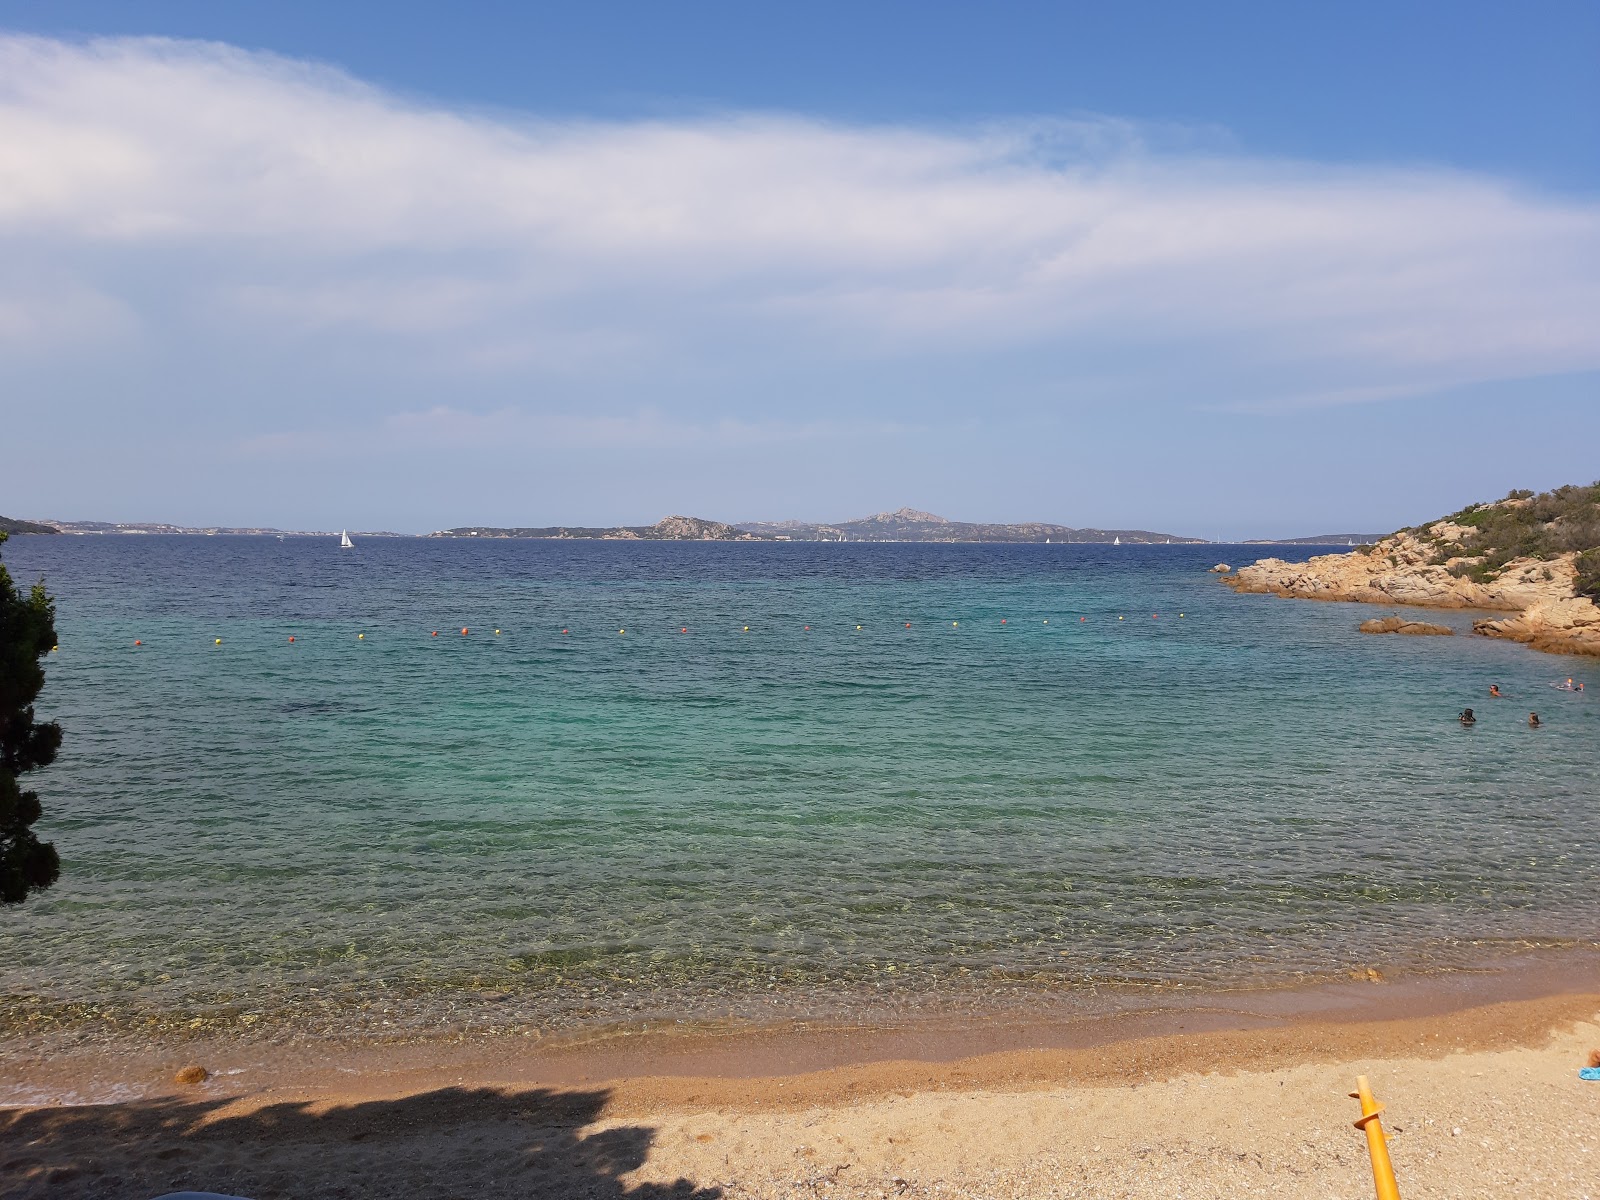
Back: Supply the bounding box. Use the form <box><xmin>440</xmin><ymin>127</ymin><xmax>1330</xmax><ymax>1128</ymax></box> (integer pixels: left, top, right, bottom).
<box><xmin>0</xmin><ymin>530</ymin><xmax>61</xmax><ymax>905</ymax></box>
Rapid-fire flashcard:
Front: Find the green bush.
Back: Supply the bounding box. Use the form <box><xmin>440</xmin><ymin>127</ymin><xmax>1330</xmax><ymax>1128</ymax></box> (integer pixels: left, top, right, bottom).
<box><xmin>1424</xmin><ymin>481</ymin><xmax>1600</xmax><ymax>586</ymax></box>
<box><xmin>1577</xmin><ymin>549</ymin><xmax>1600</xmax><ymax>600</ymax></box>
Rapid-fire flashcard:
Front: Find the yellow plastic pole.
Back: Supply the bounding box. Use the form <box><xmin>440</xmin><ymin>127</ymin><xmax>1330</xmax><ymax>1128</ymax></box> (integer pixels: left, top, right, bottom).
<box><xmin>1350</xmin><ymin>1075</ymin><xmax>1401</xmax><ymax>1200</ymax></box>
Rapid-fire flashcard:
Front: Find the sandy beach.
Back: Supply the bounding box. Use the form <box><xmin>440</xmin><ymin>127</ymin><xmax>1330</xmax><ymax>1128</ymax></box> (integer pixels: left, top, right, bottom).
<box><xmin>5</xmin><ymin>973</ymin><xmax>1598</xmax><ymax>1199</ymax></box>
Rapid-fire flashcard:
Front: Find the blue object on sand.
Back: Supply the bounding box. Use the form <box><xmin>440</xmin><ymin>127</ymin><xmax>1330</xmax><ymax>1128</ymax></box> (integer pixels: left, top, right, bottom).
<box><xmin>1580</xmin><ymin>1067</ymin><xmax>1600</xmax><ymax>1081</ymax></box>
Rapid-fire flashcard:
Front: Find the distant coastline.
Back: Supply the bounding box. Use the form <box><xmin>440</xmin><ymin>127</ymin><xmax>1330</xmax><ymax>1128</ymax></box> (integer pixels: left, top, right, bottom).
<box><xmin>3</xmin><ymin>506</ymin><xmax>1388</xmax><ymax>545</ymax></box>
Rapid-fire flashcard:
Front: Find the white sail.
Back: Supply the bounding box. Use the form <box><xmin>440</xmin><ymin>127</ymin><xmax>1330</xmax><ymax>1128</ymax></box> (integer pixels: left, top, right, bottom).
<box><xmin>340</xmin><ymin>529</ymin><xmax>354</xmax><ymax>548</ymax></box>
<box><xmin>1113</xmin><ymin>536</ymin><xmax>1120</xmax><ymax>545</ymax></box>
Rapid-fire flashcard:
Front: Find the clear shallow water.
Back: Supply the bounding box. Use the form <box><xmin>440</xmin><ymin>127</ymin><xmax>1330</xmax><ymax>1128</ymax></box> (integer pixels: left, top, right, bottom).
<box><xmin>1</xmin><ymin>536</ymin><xmax>1597</xmax><ymax>1039</ymax></box>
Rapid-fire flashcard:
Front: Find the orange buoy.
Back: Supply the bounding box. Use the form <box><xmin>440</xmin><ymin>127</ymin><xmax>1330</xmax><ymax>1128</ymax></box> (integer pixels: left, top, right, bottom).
<box><xmin>432</xmin><ymin>631</ymin><xmax>438</xmax><ymax>637</ymax></box>
<box><xmin>681</xmin><ymin>627</ymin><xmax>688</xmax><ymax>633</ymax></box>
<box><xmin>461</xmin><ymin>627</ymin><xmax>469</xmax><ymax>636</ymax></box>
<box><xmin>288</xmin><ymin>636</ymin><xmax>295</xmax><ymax>642</ymax></box>
<box><xmin>561</xmin><ymin>628</ymin><xmax>568</xmax><ymax>634</ymax></box>
<box><xmin>905</xmin><ymin>622</ymin><xmax>911</xmax><ymax>627</ymax></box>
<box><xmin>804</xmin><ymin>625</ymin><xmax>810</xmax><ymax>631</ymax></box>
<box><xmin>134</xmin><ymin>640</ymin><xmax>142</xmax><ymax>646</ymax></box>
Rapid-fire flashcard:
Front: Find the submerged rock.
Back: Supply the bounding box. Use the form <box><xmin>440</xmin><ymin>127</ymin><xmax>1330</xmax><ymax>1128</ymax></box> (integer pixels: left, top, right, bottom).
<box><xmin>173</xmin><ymin>1064</ymin><xmax>209</xmax><ymax>1085</ymax></box>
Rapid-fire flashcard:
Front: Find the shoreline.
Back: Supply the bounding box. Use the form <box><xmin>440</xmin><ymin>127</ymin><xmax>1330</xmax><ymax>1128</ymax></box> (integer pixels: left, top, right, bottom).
<box><xmin>4</xmin><ymin>969</ymin><xmax>1598</xmax><ymax>1199</ymax></box>
<box><xmin>6</xmin><ymin>946</ymin><xmax>1598</xmax><ymax>1109</ymax></box>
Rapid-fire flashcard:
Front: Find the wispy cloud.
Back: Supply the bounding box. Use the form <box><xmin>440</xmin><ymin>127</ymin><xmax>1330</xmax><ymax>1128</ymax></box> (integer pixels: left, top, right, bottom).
<box><xmin>2</xmin><ymin>32</ymin><xmax>1597</xmax><ymax>427</ymax></box>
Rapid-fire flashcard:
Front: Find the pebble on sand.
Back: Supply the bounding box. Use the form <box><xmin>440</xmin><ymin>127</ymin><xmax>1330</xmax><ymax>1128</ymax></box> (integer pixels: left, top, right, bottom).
<box><xmin>173</xmin><ymin>1064</ymin><xmax>210</xmax><ymax>1085</ymax></box>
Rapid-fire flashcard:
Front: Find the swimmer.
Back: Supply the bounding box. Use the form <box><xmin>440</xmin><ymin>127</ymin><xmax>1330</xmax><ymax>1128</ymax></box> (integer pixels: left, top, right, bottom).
<box><xmin>1529</xmin><ymin>712</ymin><xmax>1542</xmax><ymax>728</ymax></box>
<box><xmin>1458</xmin><ymin>707</ymin><xmax>1476</xmax><ymax>726</ymax></box>
<box><xmin>1488</xmin><ymin>684</ymin><xmax>1502</xmax><ymax>698</ymax></box>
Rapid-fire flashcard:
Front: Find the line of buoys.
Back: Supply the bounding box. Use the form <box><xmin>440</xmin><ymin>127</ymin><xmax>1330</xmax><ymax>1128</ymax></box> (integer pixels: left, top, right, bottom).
<box><xmin>119</xmin><ymin>614</ymin><xmax>1198</xmax><ymax>653</ymax></box>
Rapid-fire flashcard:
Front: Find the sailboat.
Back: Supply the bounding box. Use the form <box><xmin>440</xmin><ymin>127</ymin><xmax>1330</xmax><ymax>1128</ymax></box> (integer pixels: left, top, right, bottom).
<box><xmin>1113</xmin><ymin>536</ymin><xmax>1121</xmax><ymax>546</ymax></box>
<box><xmin>340</xmin><ymin>530</ymin><xmax>354</xmax><ymax>549</ymax></box>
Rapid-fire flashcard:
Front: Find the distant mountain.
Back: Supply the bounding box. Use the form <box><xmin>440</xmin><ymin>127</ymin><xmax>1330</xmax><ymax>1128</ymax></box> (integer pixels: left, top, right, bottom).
<box><xmin>432</xmin><ymin>515</ymin><xmax>764</xmax><ymax>541</ymax></box>
<box><xmin>1243</xmin><ymin>533</ymin><xmax>1392</xmax><ymax>545</ymax></box>
<box><xmin>0</xmin><ymin>515</ymin><xmax>59</xmax><ymax>535</ymax></box>
<box><xmin>736</xmin><ymin>507</ymin><xmax>1204</xmax><ymax>543</ymax></box>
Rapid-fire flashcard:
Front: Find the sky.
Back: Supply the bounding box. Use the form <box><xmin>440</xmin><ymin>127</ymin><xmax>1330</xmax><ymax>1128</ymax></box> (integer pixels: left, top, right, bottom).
<box><xmin>0</xmin><ymin>1</ymin><xmax>1596</xmax><ymax>538</ymax></box>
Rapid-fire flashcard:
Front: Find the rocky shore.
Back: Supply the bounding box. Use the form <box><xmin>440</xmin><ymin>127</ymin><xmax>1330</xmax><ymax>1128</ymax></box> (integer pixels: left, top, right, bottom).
<box><xmin>1221</xmin><ymin>508</ymin><xmax>1600</xmax><ymax>658</ymax></box>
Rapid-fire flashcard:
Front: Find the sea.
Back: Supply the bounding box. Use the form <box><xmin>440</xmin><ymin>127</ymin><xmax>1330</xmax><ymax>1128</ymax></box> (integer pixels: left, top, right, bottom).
<box><xmin>2</xmin><ymin>535</ymin><xmax>1597</xmax><ymax>1043</ymax></box>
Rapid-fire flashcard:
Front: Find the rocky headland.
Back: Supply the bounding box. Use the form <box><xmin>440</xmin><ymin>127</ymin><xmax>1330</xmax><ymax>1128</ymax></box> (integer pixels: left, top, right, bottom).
<box><xmin>1221</xmin><ymin>483</ymin><xmax>1600</xmax><ymax>658</ymax></box>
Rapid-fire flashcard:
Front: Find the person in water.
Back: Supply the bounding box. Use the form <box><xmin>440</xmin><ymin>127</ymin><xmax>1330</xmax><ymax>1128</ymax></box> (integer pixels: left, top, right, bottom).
<box><xmin>1459</xmin><ymin>707</ymin><xmax>1476</xmax><ymax>726</ymax></box>
<box><xmin>1529</xmin><ymin>712</ymin><xmax>1542</xmax><ymax>728</ymax></box>
<box><xmin>1489</xmin><ymin>684</ymin><xmax>1502</xmax><ymax>698</ymax></box>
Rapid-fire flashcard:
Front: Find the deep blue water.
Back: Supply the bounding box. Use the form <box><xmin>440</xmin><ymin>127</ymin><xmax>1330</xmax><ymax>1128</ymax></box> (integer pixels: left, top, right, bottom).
<box><xmin>2</xmin><ymin>535</ymin><xmax>1597</xmax><ymax>1037</ymax></box>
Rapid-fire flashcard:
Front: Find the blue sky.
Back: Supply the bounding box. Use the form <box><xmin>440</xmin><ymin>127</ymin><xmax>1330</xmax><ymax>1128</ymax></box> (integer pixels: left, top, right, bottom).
<box><xmin>0</xmin><ymin>1</ymin><xmax>1596</xmax><ymax>536</ymax></box>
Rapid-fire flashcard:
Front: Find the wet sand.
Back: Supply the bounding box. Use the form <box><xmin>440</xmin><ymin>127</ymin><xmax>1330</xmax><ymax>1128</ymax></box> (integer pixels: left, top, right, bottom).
<box><xmin>4</xmin><ymin>956</ymin><xmax>1599</xmax><ymax>1198</ymax></box>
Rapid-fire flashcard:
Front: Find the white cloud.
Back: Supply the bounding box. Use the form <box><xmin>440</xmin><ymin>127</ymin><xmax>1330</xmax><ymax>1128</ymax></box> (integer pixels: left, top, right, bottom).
<box><xmin>1</xmin><ymin>33</ymin><xmax>1597</xmax><ymax>416</ymax></box>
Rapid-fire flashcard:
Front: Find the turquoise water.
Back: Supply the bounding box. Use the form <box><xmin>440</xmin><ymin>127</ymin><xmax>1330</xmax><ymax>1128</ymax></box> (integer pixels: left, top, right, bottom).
<box><xmin>2</xmin><ymin>536</ymin><xmax>1597</xmax><ymax>1038</ymax></box>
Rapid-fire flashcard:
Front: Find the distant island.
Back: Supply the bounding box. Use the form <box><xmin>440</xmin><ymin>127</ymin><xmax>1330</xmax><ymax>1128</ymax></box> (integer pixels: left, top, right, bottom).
<box><xmin>733</xmin><ymin>508</ymin><xmax>1207</xmax><ymax>543</ymax></box>
<box><xmin>1241</xmin><ymin>533</ymin><xmax>1391</xmax><ymax>546</ymax></box>
<box><xmin>0</xmin><ymin>519</ymin><xmax>407</xmax><ymax>537</ymax></box>
<box><xmin>433</xmin><ymin>515</ymin><xmax>762</xmax><ymax>541</ymax></box>
<box><xmin>432</xmin><ymin>508</ymin><xmax>1208</xmax><ymax>543</ymax></box>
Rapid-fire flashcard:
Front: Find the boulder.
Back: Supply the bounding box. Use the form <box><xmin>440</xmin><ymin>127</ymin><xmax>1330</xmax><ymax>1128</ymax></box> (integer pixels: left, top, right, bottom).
<box><xmin>1359</xmin><ymin>616</ymin><xmax>1453</xmax><ymax>636</ymax></box>
<box><xmin>173</xmin><ymin>1064</ymin><xmax>210</xmax><ymax>1085</ymax></box>
<box><xmin>1209</xmin><ymin>563</ymin><xmax>1231</xmax><ymax>573</ymax></box>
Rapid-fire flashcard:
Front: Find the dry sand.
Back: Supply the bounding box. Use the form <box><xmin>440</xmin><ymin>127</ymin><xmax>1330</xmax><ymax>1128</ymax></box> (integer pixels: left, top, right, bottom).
<box><xmin>4</xmin><ymin>991</ymin><xmax>1599</xmax><ymax>1199</ymax></box>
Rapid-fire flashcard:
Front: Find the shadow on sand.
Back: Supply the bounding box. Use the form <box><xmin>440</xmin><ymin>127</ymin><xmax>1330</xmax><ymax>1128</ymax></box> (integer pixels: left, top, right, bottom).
<box><xmin>1</xmin><ymin>1085</ymin><xmax>723</xmax><ymax>1199</ymax></box>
